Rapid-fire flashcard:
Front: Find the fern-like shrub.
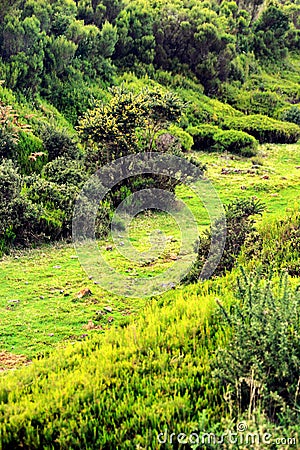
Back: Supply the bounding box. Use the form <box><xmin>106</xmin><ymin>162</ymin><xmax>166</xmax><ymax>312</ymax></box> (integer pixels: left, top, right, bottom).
<box><xmin>214</xmin><ymin>269</ymin><xmax>300</xmax><ymax>423</ymax></box>
<box><xmin>184</xmin><ymin>197</ymin><xmax>265</xmax><ymax>283</ymax></box>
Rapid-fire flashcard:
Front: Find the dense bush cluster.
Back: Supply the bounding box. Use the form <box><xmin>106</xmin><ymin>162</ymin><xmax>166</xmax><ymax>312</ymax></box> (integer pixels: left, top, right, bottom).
<box><xmin>223</xmin><ymin>114</ymin><xmax>300</xmax><ymax>143</ymax></box>
<box><xmin>0</xmin><ymin>160</ymin><xmax>41</xmax><ymax>252</ymax></box>
<box><xmin>0</xmin><ymin>85</ymin><xmax>204</xmax><ymax>254</ymax></box>
<box><xmin>0</xmin><ymin>0</ymin><xmax>297</xmax><ymax>108</ymax></box>
<box><xmin>188</xmin><ymin>124</ymin><xmax>258</xmax><ymax>156</ymax></box>
<box><xmin>243</xmin><ymin>210</ymin><xmax>300</xmax><ymax>277</ymax></box>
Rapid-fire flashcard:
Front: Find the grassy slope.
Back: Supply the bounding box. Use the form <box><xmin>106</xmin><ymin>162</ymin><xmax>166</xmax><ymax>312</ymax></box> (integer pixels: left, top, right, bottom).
<box><xmin>1</xmin><ymin>57</ymin><xmax>300</xmax><ymax>447</ymax></box>
<box><xmin>193</xmin><ymin>143</ymin><xmax>300</xmax><ymax>219</ymax></box>
<box><xmin>1</xmin><ymin>141</ymin><xmax>300</xmax><ymax>361</ymax></box>
<box><xmin>0</xmin><ymin>275</ymin><xmax>235</xmax><ymax>449</ymax></box>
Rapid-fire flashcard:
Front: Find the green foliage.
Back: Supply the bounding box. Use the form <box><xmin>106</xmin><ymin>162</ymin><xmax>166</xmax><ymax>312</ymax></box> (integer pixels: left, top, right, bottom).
<box><xmin>114</xmin><ymin>1</ymin><xmax>155</xmax><ymax>68</ymax></box>
<box><xmin>243</xmin><ymin>210</ymin><xmax>300</xmax><ymax>277</ymax></box>
<box><xmin>187</xmin><ymin>124</ymin><xmax>220</xmax><ymax>151</ymax></box>
<box><xmin>16</xmin><ymin>131</ymin><xmax>46</xmax><ymax>175</ymax></box>
<box><xmin>42</xmin><ymin>157</ymin><xmax>87</xmax><ymax>187</ymax></box>
<box><xmin>184</xmin><ymin>197</ymin><xmax>265</xmax><ymax>283</ymax></box>
<box><xmin>281</xmin><ymin>105</ymin><xmax>300</xmax><ymax>126</ymax></box>
<box><xmin>79</xmin><ymin>85</ymin><xmax>185</xmax><ymax>163</ymax></box>
<box><xmin>167</xmin><ymin>125</ymin><xmax>193</xmax><ymax>152</ymax></box>
<box><xmin>0</xmin><ymin>103</ymin><xmax>31</xmax><ymax>159</ymax></box>
<box><xmin>221</xmin><ymin>87</ymin><xmax>286</xmax><ymax>117</ymax></box>
<box><xmin>213</xmin><ymin>129</ymin><xmax>258</xmax><ymax>156</ymax></box>
<box><xmin>223</xmin><ymin>114</ymin><xmax>300</xmax><ymax>143</ymax></box>
<box><xmin>41</xmin><ymin>73</ymin><xmax>105</xmax><ymax>124</ymax></box>
<box><xmin>79</xmin><ymin>85</ymin><xmax>148</xmax><ymax>162</ymax></box>
<box><xmin>41</xmin><ymin>125</ymin><xmax>81</xmax><ymax>161</ymax></box>
<box><xmin>152</xmin><ymin>1</ymin><xmax>237</xmax><ymax>92</ymax></box>
<box><xmin>187</xmin><ymin>124</ymin><xmax>258</xmax><ymax>156</ymax></box>
<box><xmin>25</xmin><ymin>176</ymin><xmax>78</xmax><ymax>238</ymax></box>
<box><xmin>0</xmin><ymin>160</ymin><xmax>41</xmax><ymax>253</ymax></box>
<box><xmin>252</xmin><ymin>4</ymin><xmax>290</xmax><ymax>61</ymax></box>
<box><xmin>215</xmin><ymin>270</ymin><xmax>300</xmax><ymax>422</ymax></box>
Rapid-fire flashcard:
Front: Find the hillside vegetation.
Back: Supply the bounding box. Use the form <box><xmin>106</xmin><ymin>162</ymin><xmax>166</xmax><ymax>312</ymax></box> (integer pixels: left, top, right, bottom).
<box><xmin>0</xmin><ymin>0</ymin><xmax>300</xmax><ymax>448</ymax></box>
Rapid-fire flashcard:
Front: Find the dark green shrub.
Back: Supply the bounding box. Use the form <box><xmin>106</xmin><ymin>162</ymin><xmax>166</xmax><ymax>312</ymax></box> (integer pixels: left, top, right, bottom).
<box><xmin>0</xmin><ymin>160</ymin><xmax>21</xmax><ymax>253</ymax></box>
<box><xmin>184</xmin><ymin>197</ymin><xmax>265</xmax><ymax>283</ymax></box>
<box><xmin>222</xmin><ymin>89</ymin><xmax>285</xmax><ymax>117</ymax></box>
<box><xmin>0</xmin><ymin>160</ymin><xmax>41</xmax><ymax>253</ymax></box>
<box><xmin>71</xmin><ymin>176</ymin><xmax>115</xmax><ymax>239</ymax></box>
<box><xmin>223</xmin><ymin>115</ymin><xmax>300</xmax><ymax>144</ymax></box>
<box><xmin>214</xmin><ymin>270</ymin><xmax>300</xmax><ymax>422</ymax></box>
<box><xmin>168</xmin><ymin>125</ymin><xmax>193</xmax><ymax>152</ymax></box>
<box><xmin>26</xmin><ymin>174</ymin><xmax>113</xmax><ymax>240</ymax></box>
<box><xmin>42</xmin><ymin>157</ymin><xmax>88</xmax><ymax>187</ymax></box>
<box><xmin>41</xmin><ymin>126</ymin><xmax>82</xmax><ymax>161</ymax></box>
<box><xmin>281</xmin><ymin>105</ymin><xmax>300</xmax><ymax>127</ymax></box>
<box><xmin>0</xmin><ymin>123</ymin><xmax>17</xmax><ymax>160</ymax></box>
<box><xmin>187</xmin><ymin>125</ymin><xmax>257</xmax><ymax>156</ymax></box>
<box><xmin>26</xmin><ymin>177</ymin><xmax>78</xmax><ymax>238</ymax></box>
<box><xmin>213</xmin><ymin>129</ymin><xmax>258</xmax><ymax>156</ymax></box>
<box><xmin>9</xmin><ymin>195</ymin><xmax>42</xmax><ymax>246</ymax></box>
<box><xmin>0</xmin><ymin>160</ymin><xmax>21</xmax><ymax>208</ymax></box>
<box><xmin>187</xmin><ymin>124</ymin><xmax>220</xmax><ymax>151</ymax></box>
<box><xmin>252</xmin><ymin>5</ymin><xmax>290</xmax><ymax>61</ymax></box>
<box><xmin>16</xmin><ymin>131</ymin><xmax>46</xmax><ymax>175</ymax></box>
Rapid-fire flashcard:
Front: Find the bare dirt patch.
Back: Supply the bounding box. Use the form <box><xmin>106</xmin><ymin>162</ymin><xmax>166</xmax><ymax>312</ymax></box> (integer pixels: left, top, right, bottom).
<box><xmin>0</xmin><ymin>351</ymin><xmax>31</xmax><ymax>372</ymax></box>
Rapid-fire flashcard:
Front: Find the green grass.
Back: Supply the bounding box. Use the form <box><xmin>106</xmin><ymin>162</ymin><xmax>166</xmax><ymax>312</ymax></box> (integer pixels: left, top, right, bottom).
<box><xmin>0</xmin><ymin>244</ymin><xmax>147</xmax><ymax>358</ymax></box>
<box><xmin>1</xmin><ymin>142</ymin><xmax>300</xmax><ymax>360</ymax></box>
<box><xmin>191</xmin><ymin>142</ymin><xmax>300</xmax><ymax>219</ymax></box>
<box><xmin>0</xmin><ymin>275</ymin><xmax>235</xmax><ymax>449</ymax></box>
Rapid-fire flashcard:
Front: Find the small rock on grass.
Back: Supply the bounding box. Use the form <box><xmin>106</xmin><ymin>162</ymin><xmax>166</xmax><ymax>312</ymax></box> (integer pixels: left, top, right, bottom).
<box><xmin>83</xmin><ymin>320</ymin><xmax>102</xmax><ymax>330</ymax></box>
<box><xmin>77</xmin><ymin>288</ymin><xmax>92</xmax><ymax>299</ymax></box>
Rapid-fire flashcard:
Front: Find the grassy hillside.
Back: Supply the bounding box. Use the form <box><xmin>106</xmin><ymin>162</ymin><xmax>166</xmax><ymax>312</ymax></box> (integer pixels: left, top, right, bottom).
<box><xmin>1</xmin><ymin>0</ymin><xmax>300</xmax><ymax>448</ymax></box>
<box><xmin>1</xmin><ymin>141</ymin><xmax>300</xmax><ymax>359</ymax></box>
